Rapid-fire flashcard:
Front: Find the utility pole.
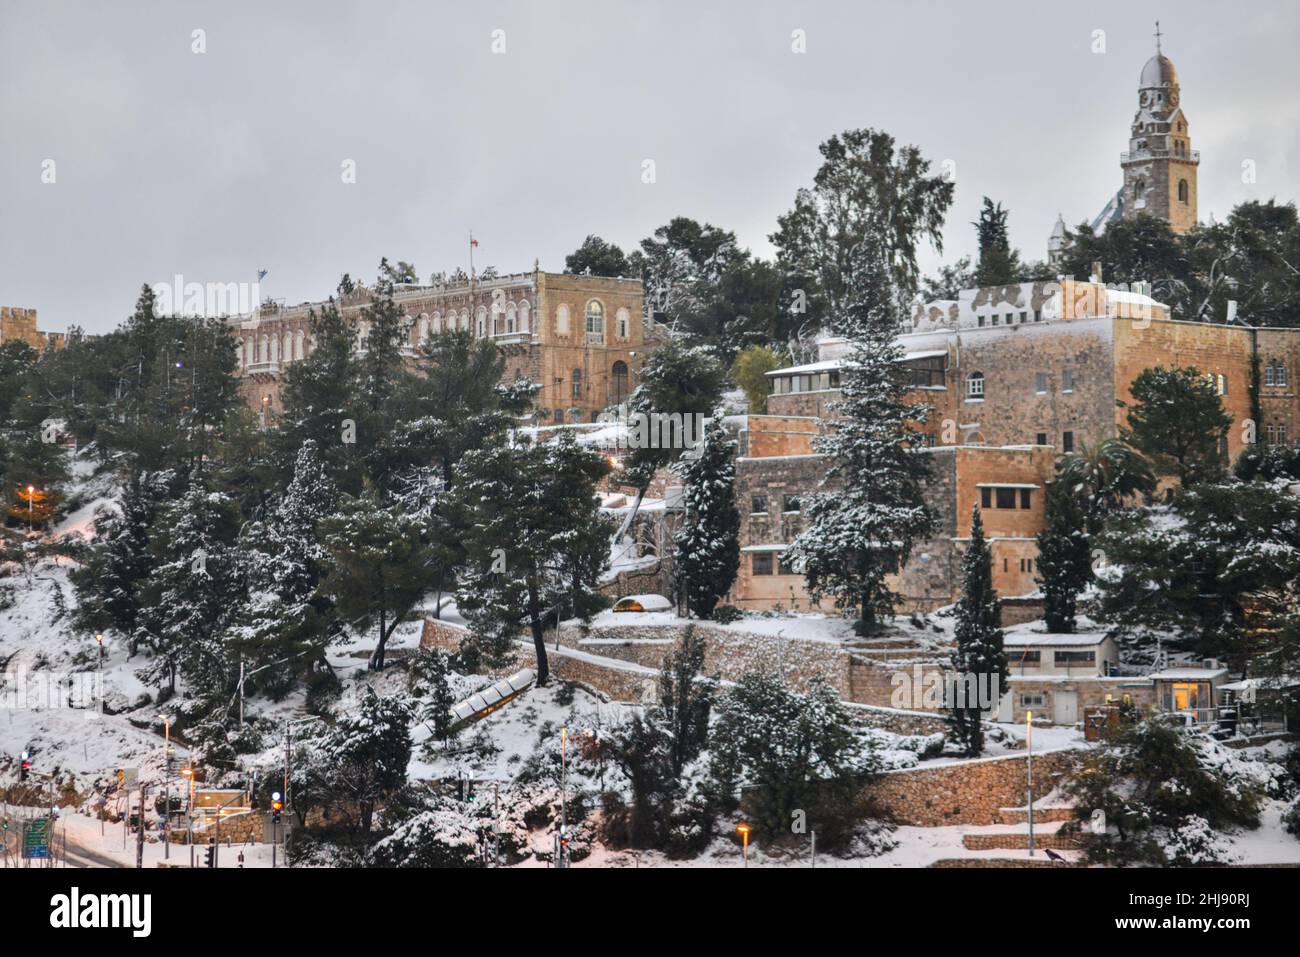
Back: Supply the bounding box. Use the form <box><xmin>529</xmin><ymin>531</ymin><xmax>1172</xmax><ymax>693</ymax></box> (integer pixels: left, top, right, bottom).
<box><xmin>135</xmin><ymin>784</ymin><xmax>147</xmax><ymax>869</ymax></box>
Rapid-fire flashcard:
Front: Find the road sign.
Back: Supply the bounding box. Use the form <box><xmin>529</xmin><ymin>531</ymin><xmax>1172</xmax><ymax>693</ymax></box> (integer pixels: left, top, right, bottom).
<box><xmin>23</xmin><ymin>819</ymin><xmax>50</xmax><ymax>859</ymax></box>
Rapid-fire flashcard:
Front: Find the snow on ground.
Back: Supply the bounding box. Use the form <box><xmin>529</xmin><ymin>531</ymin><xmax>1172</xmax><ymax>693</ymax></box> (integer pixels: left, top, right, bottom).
<box><xmin>30</xmin><ymin>810</ymin><xmax>280</xmax><ymax>869</ymax></box>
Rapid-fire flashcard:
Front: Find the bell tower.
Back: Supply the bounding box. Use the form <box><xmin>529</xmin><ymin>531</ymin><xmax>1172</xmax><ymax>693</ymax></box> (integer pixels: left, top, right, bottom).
<box><xmin>1120</xmin><ymin>23</ymin><xmax>1198</xmax><ymax>233</ymax></box>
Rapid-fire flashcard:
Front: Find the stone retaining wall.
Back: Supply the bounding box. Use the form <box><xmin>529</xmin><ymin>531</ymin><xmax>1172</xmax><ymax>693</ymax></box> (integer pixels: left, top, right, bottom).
<box><xmin>861</xmin><ymin>749</ymin><xmax>1082</xmax><ymax>827</ymax></box>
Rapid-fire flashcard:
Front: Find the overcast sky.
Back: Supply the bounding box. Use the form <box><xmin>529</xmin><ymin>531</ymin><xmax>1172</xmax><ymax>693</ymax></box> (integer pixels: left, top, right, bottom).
<box><xmin>2</xmin><ymin>0</ymin><xmax>1298</xmax><ymax>335</ymax></box>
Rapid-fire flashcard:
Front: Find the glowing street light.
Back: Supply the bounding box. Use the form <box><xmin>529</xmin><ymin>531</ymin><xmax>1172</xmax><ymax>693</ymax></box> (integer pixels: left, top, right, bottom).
<box><xmin>26</xmin><ymin>484</ymin><xmax>35</xmax><ymax>530</ymax></box>
<box><xmin>736</xmin><ymin>820</ymin><xmax>752</xmax><ymax>868</ymax></box>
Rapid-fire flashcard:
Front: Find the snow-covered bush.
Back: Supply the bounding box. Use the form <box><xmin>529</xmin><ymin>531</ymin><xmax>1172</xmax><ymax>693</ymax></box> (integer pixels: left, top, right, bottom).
<box><xmin>1064</xmin><ymin>716</ymin><xmax>1268</xmax><ymax>865</ymax></box>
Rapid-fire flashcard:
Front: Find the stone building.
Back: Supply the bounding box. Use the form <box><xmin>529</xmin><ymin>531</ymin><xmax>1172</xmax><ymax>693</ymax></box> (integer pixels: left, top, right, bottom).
<box><xmin>227</xmin><ymin>268</ymin><xmax>649</xmax><ymax>424</ymax></box>
<box><xmin>1082</xmin><ymin>29</ymin><xmax>1199</xmax><ymax>242</ymax></box>
<box><xmin>729</xmin><ymin>278</ymin><xmax>1300</xmax><ymax>614</ymax></box>
<box><xmin>0</xmin><ymin>306</ymin><xmax>66</xmax><ymax>352</ymax></box>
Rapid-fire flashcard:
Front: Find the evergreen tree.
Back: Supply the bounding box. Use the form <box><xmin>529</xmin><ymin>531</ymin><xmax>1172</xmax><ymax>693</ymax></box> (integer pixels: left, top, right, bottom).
<box><xmin>731</xmin><ymin>344</ymin><xmax>782</xmax><ymax>414</ymax></box>
<box><xmin>72</xmin><ymin>477</ymin><xmax>158</xmax><ymax>653</ymax></box>
<box><xmin>454</xmin><ymin>434</ymin><xmax>611</xmax><ymax>684</ymax></box>
<box><xmin>784</xmin><ymin>238</ymin><xmax>932</xmax><ymax>633</ymax></box>
<box><xmin>1122</xmin><ymin>366</ymin><xmax>1233</xmax><ymax>486</ymax></box>
<box><xmin>948</xmin><ymin>506</ymin><xmax>1008</xmax><ymax>757</ymax></box>
<box><xmin>138</xmin><ymin>483</ymin><xmax>243</xmax><ymax>697</ymax></box>
<box><xmin>319</xmin><ymin>491</ymin><xmax>433</xmax><ymax>672</ymax></box>
<box><xmin>228</xmin><ymin>439</ymin><xmax>341</xmax><ymax>692</ymax></box>
<box><xmin>771</xmin><ymin>128</ymin><xmax>954</xmax><ymax>330</ymax></box>
<box><xmin>277</xmin><ymin>298</ymin><xmax>363</xmax><ymax>491</ymax></box>
<box><xmin>671</xmin><ymin>420</ymin><xmax>740</xmax><ymax>619</ymax></box>
<box><xmin>972</xmin><ymin>197</ymin><xmax>1021</xmax><ymax>287</ymax></box>
<box><xmin>565</xmin><ymin>235</ymin><xmax>632</xmax><ymax>277</ymax></box>
<box><xmin>656</xmin><ymin>625</ymin><xmax>717</xmax><ymax>778</ymax></box>
<box><xmin>1035</xmin><ymin>479</ymin><xmax>1093</xmax><ymax>634</ymax></box>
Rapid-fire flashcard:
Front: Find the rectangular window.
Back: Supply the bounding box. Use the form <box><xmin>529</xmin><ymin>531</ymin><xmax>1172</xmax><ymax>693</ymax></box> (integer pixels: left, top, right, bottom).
<box><xmin>1277</xmin><ymin>364</ymin><xmax>1289</xmax><ymax>387</ymax></box>
<box><xmin>1002</xmin><ymin>557</ymin><xmax>1008</xmax><ymax>572</ymax></box>
<box><xmin>1062</xmin><ymin>431</ymin><xmax>1074</xmax><ymax>453</ymax></box>
<box><xmin>1217</xmin><ymin>373</ymin><xmax>1228</xmax><ymax>396</ymax></box>
<box><xmin>1061</xmin><ymin>368</ymin><xmax>1074</xmax><ymax>393</ymax></box>
<box><xmin>1033</xmin><ymin>309</ymin><xmax>1042</xmax><ymax>322</ymax></box>
<box><xmin>1020</xmin><ymin>311</ymin><xmax>1028</xmax><ymax>323</ymax></box>
<box><xmin>1264</xmin><ymin>366</ymin><xmax>1275</xmax><ymax>387</ymax></box>
<box><xmin>966</xmin><ymin>375</ymin><xmax>984</xmax><ymax>399</ymax></box>
<box><xmin>751</xmin><ymin>552</ymin><xmax>774</xmax><ymax>576</ymax></box>
<box><xmin>750</xmin><ymin>494</ymin><xmax>768</xmax><ymax>515</ymax></box>
<box><xmin>995</xmin><ymin>487</ymin><xmax>1017</xmax><ymax>509</ymax></box>
<box><xmin>1019</xmin><ymin>488</ymin><xmax>1032</xmax><ymax>509</ymax></box>
<box><xmin>778</xmin><ymin>553</ymin><xmax>797</xmax><ymax>576</ymax></box>
<box><xmin>1020</xmin><ymin>692</ymin><xmax>1045</xmax><ymax>706</ymax></box>
<box><xmin>1005</xmin><ymin>313</ymin><xmax>1013</xmax><ymax>325</ymax></box>
<box><xmin>977</xmin><ymin>316</ymin><xmax>986</xmax><ymax>328</ymax></box>
<box><xmin>782</xmin><ymin>495</ymin><xmax>801</xmax><ymax>513</ymax></box>
<box><xmin>1036</xmin><ymin>432</ymin><xmax>1048</xmax><ymax>446</ymax></box>
<box><xmin>1035</xmin><ymin>372</ymin><xmax>1048</xmax><ymax>394</ymax></box>
<box><xmin>980</xmin><ymin>487</ymin><xmax>992</xmax><ymax>509</ymax></box>
<box><xmin>1014</xmin><ymin>651</ymin><xmax>1042</xmax><ymax>665</ymax></box>
<box><xmin>1054</xmin><ymin>650</ymin><xmax>1096</xmax><ymax>665</ymax></box>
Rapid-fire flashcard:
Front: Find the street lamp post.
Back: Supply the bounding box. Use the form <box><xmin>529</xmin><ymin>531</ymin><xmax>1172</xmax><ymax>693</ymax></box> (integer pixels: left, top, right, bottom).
<box><xmin>559</xmin><ymin>726</ymin><xmax>568</xmax><ymax>869</ymax></box>
<box><xmin>26</xmin><ymin>485</ymin><xmax>35</xmax><ymax>531</ymax></box>
<box><xmin>1026</xmin><ymin>710</ymin><xmax>1034</xmax><ymax>857</ymax></box>
<box><xmin>160</xmin><ymin>716</ymin><xmax>172</xmax><ymax>860</ymax></box>
<box><xmin>736</xmin><ymin>820</ymin><xmax>751</xmax><ymax>868</ymax></box>
<box><xmin>95</xmin><ymin>634</ymin><xmax>104</xmax><ymax>717</ymax></box>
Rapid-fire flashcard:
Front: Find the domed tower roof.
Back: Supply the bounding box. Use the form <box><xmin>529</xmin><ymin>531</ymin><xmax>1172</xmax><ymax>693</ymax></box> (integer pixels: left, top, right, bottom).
<box><xmin>1140</xmin><ymin>52</ymin><xmax>1178</xmax><ymax>89</ymax></box>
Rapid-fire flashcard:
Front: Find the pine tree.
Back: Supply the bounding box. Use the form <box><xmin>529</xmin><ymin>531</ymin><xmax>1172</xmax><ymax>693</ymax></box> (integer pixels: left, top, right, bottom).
<box><xmin>228</xmin><ymin>439</ymin><xmax>341</xmax><ymax>691</ymax></box>
<box><xmin>672</xmin><ymin>420</ymin><xmax>740</xmax><ymax>619</ymax></box>
<box><xmin>72</xmin><ymin>477</ymin><xmax>157</xmax><ymax>654</ymax></box>
<box><xmin>277</xmin><ymin>298</ymin><xmax>363</xmax><ymax>491</ymax></box>
<box><xmin>784</xmin><ymin>237</ymin><xmax>932</xmax><ymax>633</ymax></box>
<box><xmin>1122</xmin><ymin>366</ymin><xmax>1233</xmax><ymax>486</ymax></box>
<box><xmin>1036</xmin><ymin>478</ymin><xmax>1093</xmax><ymax>633</ymax></box>
<box><xmin>972</xmin><ymin>197</ymin><xmax>1022</xmax><ymax>287</ymax></box>
<box><xmin>319</xmin><ymin>490</ymin><xmax>432</xmax><ymax>672</ymax></box>
<box><xmin>454</xmin><ymin>433</ymin><xmax>611</xmax><ymax>684</ymax></box>
<box><xmin>138</xmin><ymin>482</ymin><xmax>243</xmax><ymax>697</ymax></box>
<box><xmin>948</xmin><ymin>506</ymin><xmax>1008</xmax><ymax>757</ymax></box>
<box><xmin>656</xmin><ymin>625</ymin><xmax>717</xmax><ymax>778</ymax></box>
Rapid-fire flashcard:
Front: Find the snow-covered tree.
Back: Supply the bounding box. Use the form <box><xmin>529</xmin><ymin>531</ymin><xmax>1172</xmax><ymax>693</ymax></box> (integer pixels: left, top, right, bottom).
<box><xmin>227</xmin><ymin>439</ymin><xmax>341</xmax><ymax>693</ymax></box>
<box><xmin>319</xmin><ymin>491</ymin><xmax>433</xmax><ymax>672</ymax></box>
<box><xmin>947</xmin><ymin>506</ymin><xmax>1008</xmax><ymax>757</ymax></box>
<box><xmin>138</xmin><ymin>482</ymin><xmax>243</xmax><ymax>697</ymax></box>
<box><xmin>656</xmin><ymin>625</ymin><xmax>717</xmax><ymax>778</ymax></box>
<box><xmin>454</xmin><ymin>433</ymin><xmax>611</xmax><ymax>684</ymax></box>
<box><xmin>784</xmin><ymin>237</ymin><xmax>932</xmax><ymax>633</ymax></box>
<box><xmin>672</xmin><ymin>421</ymin><xmax>740</xmax><ymax>619</ymax></box>
<box><xmin>1035</xmin><ymin>478</ymin><xmax>1093</xmax><ymax>634</ymax></box>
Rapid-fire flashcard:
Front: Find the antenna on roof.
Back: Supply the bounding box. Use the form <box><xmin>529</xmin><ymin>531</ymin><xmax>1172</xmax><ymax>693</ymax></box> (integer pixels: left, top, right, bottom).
<box><xmin>1154</xmin><ymin>21</ymin><xmax>1162</xmax><ymax>54</ymax></box>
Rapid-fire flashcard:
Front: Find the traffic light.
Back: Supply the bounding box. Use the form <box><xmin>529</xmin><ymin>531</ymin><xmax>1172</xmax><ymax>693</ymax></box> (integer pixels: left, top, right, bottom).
<box><xmin>271</xmin><ymin>791</ymin><xmax>283</xmax><ymax>823</ymax></box>
<box><xmin>204</xmin><ymin>840</ymin><xmax>215</xmax><ymax>868</ymax></box>
<box><xmin>20</xmin><ymin>750</ymin><xmax>30</xmax><ymax>781</ymax></box>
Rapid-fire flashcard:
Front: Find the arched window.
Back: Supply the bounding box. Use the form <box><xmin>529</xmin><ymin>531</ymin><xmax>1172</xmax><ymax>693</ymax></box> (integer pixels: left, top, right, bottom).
<box><xmin>572</xmin><ymin>368</ymin><xmax>583</xmax><ymax>399</ymax></box>
<box><xmin>556</xmin><ymin>304</ymin><xmax>570</xmax><ymax>335</ymax></box>
<box><xmin>235</xmin><ymin>338</ymin><xmax>244</xmax><ymax>370</ymax></box>
<box><xmin>966</xmin><ymin>371</ymin><xmax>985</xmax><ymax>399</ymax></box>
<box><xmin>260</xmin><ymin>335</ymin><xmax>269</xmax><ymax>363</ymax></box>
<box><xmin>964</xmin><ymin>430</ymin><xmax>985</xmax><ymax>447</ymax></box>
<box><xmin>518</xmin><ymin>300</ymin><xmax>530</xmax><ymax>333</ymax></box>
<box><xmin>431</xmin><ymin>311</ymin><xmax>442</xmax><ymax>334</ymax></box>
<box><xmin>1178</xmin><ymin>179</ymin><xmax>1189</xmax><ymax>203</ymax></box>
<box><xmin>611</xmin><ymin>360</ymin><xmax>629</xmax><ymax>406</ymax></box>
<box><xmin>418</xmin><ymin>316</ymin><xmax>429</xmax><ymax>343</ymax></box>
<box><xmin>506</xmin><ymin>302</ymin><xmax>517</xmax><ymax>334</ymax></box>
<box><xmin>283</xmin><ymin>331</ymin><xmax>293</xmax><ymax>363</ymax></box>
<box><xmin>616</xmin><ymin>307</ymin><xmax>630</xmax><ymax>339</ymax></box>
<box><xmin>585</xmin><ymin>300</ymin><xmax>604</xmax><ymax>338</ymax></box>
<box><xmin>476</xmin><ymin>306</ymin><xmax>487</xmax><ymax>337</ymax></box>
<box><xmin>295</xmin><ymin>329</ymin><xmax>305</xmax><ymax>360</ymax></box>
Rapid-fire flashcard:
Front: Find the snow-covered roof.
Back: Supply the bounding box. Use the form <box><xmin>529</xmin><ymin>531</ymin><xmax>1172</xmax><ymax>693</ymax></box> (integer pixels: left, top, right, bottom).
<box><xmin>611</xmin><ymin>593</ymin><xmax>673</xmax><ymax>612</ymax></box>
<box><xmin>1004</xmin><ymin>632</ymin><xmax>1109</xmax><ymax>647</ymax></box>
<box><xmin>765</xmin><ymin>359</ymin><xmax>843</xmax><ymax>377</ymax></box>
<box><xmin>740</xmin><ymin>543</ymin><xmax>788</xmax><ymax>552</ymax></box>
<box><xmin>1147</xmin><ymin>668</ymin><xmax>1229</xmax><ymax>681</ymax></box>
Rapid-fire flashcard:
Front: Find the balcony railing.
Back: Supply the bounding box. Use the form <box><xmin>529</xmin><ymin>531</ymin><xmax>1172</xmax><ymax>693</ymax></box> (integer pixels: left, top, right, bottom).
<box><xmin>1121</xmin><ymin>148</ymin><xmax>1200</xmax><ymax>163</ymax></box>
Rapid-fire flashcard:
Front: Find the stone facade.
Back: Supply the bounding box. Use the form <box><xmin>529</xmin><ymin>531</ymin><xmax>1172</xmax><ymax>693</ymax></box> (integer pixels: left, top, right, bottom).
<box><xmin>860</xmin><ymin>748</ymin><xmax>1081</xmax><ymax>827</ymax></box>
<box><xmin>0</xmin><ymin>306</ymin><xmax>65</xmax><ymax>352</ymax></box>
<box><xmin>228</xmin><ymin>270</ymin><xmax>650</xmax><ymax>424</ymax></box>
<box><xmin>1120</xmin><ymin>45</ymin><xmax>1199</xmax><ymax>234</ymax></box>
<box><xmin>1002</xmin><ymin>675</ymin><xmax>1157</xmax><ymax>726</ymax></box>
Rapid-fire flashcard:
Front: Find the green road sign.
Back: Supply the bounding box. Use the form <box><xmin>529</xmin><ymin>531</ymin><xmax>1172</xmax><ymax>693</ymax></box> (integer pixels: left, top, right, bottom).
<box><xmin>23</xmin><ymin>819</ymin><xmax>50</xmax><ymax>859</ymax></box>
